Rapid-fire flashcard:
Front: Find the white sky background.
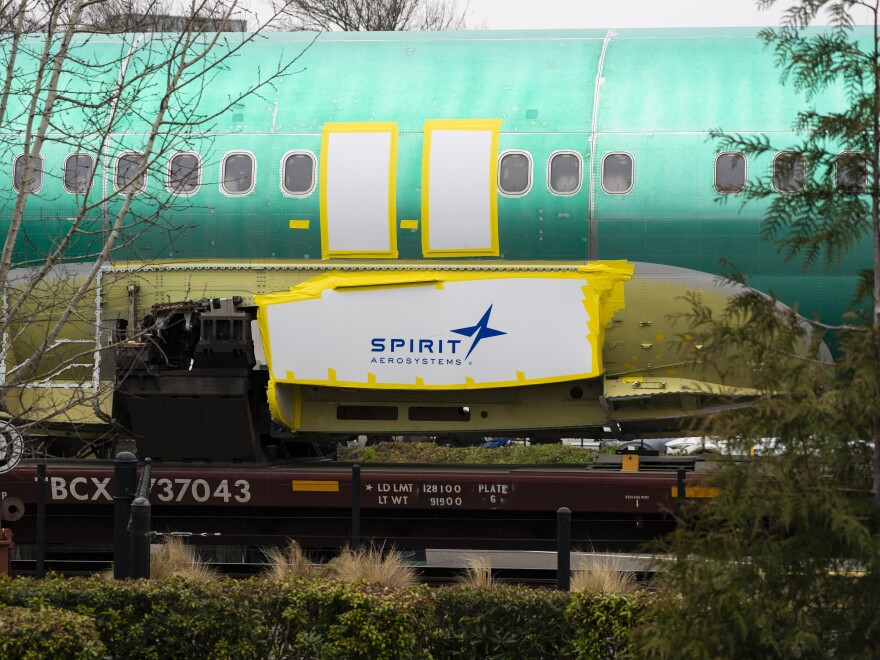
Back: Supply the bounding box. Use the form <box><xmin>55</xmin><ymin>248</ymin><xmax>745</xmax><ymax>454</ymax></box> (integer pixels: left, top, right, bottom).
<box><xmin>247</xmin><ymin>0</ymin><xmax>875</xmax><ymax>30</ymax></box>
<box><xmin>462</xmin><ymin>0</ymin><xmax>873</xmax><ymax>29</ymax></box>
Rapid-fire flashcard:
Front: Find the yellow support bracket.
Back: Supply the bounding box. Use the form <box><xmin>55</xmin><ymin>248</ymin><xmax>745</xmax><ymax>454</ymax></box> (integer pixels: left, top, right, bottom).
<box><xmin>621</xmin><ymin>454</ymin><xmax>639</xmax><ymax>472</ymax></box>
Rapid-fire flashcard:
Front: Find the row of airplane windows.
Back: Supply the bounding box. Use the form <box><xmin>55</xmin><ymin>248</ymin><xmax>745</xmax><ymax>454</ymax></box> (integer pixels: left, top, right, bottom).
<box><xmin>11</xmin><ymin>148</ymin><xmax>870</xmax><ymax>197</ymax></box>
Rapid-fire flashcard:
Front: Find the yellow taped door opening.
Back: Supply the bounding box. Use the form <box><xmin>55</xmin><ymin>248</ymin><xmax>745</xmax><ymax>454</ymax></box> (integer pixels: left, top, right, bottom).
<box><xmin>422</xmin><ymin>119</ymin><xmax>501</xmax><ymax>257</ymax></box>
<box><xmin>321</xmin><ymin>122</ymin><xmax>398</xmax><ymax>259</ymax></box>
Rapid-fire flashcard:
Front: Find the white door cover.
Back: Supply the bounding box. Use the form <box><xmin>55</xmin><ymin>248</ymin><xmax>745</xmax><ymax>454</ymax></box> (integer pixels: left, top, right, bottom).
<box><xmin>255</xmin><ymin>264</ymin><xmax>634</xmax><ymax>391</ymax></box>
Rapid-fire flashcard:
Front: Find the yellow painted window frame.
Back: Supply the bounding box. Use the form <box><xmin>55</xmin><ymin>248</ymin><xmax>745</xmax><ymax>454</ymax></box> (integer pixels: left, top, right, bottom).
<box><xmin>421</xmin><ymin>119</ymin><xmax>502</xmax><ymax>258</ymax></box>
<box><xmin>320</xmin><ymin>121</ymin><xmax>399</xmax><ymax>259</ymax></box>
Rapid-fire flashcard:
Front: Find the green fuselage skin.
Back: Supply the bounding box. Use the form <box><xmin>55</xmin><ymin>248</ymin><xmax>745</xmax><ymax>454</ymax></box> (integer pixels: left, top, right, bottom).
<box><xmin>5</xmin><ymin>27</ymin><xmax>870</xmax><ymax>326</ymax></box>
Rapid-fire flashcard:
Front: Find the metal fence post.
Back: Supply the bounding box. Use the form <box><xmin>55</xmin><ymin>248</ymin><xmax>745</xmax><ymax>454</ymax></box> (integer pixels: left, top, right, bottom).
<box><xmin>557</xmin><ymin>507</ymin><xmax>571</xmax><ymax>591</ymax></box>
<box><xmin>35</xmin><ymin>462</ymin><xmax>45</xmax><ymax>578</ymax></box>
<box><xmin>129</xmin><ymin>497</ymin><xmax>151</xmax><ymax>579</ymax></box>
<box><xmin>351</xmin><ymin>464</ymin><xmax>361</xmax><ymax>551</ymax></box>
<box><xmin>113</xmin><ymin>452</ymin><xmax>138</xmax><ymax>579</ymax></box>
<box><xmin>129</xmin><ymin>458</ymin><xmax>153</xmax><ymax>579</ymax></box>
<box><xmin>676</xmin><ymin>467</ymin><xmax>687</xmax><ymax>520</ymax></box>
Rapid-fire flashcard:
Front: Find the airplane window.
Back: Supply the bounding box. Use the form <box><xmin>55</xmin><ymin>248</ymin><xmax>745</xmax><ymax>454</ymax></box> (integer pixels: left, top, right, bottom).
<box><xmin>499</xmin><ymin>152</ymin><xmax>531</xmax><ymax>195</ymax></box>
<box><xmin>773</xmin><ymin>152</ymin><xmax>805</xmax><ymax>193</ymax></box>
<box><xmin>602</xmin><ymin>153</ymin><xmax>633</xmax><ymax>194</ymax></box>
<box><xmin>282</xmin><ymin>152</ymin><xmax>315</xmax><ymax>195</ymax></box>
<box><xmin>13</xmin><ymin>153</ymin><xmax>43</xmax><ymax>192</ymax></box>
<box><xmin>549</xmin><ymin>152</ymin><xmax>581</xmax><ymax>195</ymax></box>
<box><xmin>222</xmin><ymin>152</ymin><xmax>254</xmax><ymax>194</ymax></box>
<box><xmin>715</xmin><ymin>152</ymin><xmax>746</xmax><ymax>193</ymax></box>
<box><xmin>64</xmin><ymin>154</ymin><xmax>94</xmax><ymax>193</ymax></box>
<box><xmin>168</xmin><ymin>153</ymin><xmax>200</xmax><ymax>195</ymax></box>
<box><xmin>836</xmin><ymin>152</ymin><xmax>867</xmax><ymax>193</ymax></box>
<box><xmin>116</xmin><ymin>152</ymin><xmax>146</xmax><ymax>193</ymax></box>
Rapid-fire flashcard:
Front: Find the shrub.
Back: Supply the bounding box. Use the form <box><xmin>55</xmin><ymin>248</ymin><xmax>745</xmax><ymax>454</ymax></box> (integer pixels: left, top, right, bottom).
<box><xmin>0</xmin><ymin>575</ymin><xmax>285</xmax><ymax>659</ymax></box>
<box><xmin>0</xmin><ymin>604</ymin><xmax>107</xmax><ymax>659</ymax></box>
<box><xmin>566</xmin><ymin>592</ymin><xmax>648</xmax><ymax>659</ymax></box>
<box><xmin>280</xmin><ymin>581</ymin><xmax>435</xmax><ymax>659</ymax></box>
<box><xmin>431</xmin><ymin>584</ymin><xmax>572</xmax><ymax>658</ymax></box>
<box><xmin>338</xmin><ymin>441</ymin><xmax>599</xmax><ymax>464</ymax></box>
<box><xmin>0</xmin><ymin>575</ymin><xmax>649</xmax><ymax>658</ymax></box>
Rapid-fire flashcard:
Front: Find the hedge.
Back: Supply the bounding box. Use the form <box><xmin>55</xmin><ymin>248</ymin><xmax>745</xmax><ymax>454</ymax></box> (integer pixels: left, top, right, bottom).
<box><xmin>431</xmin><ymin>585</ymin><xmax>572</xmax><ymax>658</ymax></box>
<box><xmin>0</xmin><ymin>576</ymin><xmax>647</xmax><ymax>659</ymax></box>
<box><xmin>0</xmin><ymin>604</ymin><xmax>107</xmax><ymax>659</ymax></box>
<box><xmin>279</xmin><ymin>582</ymin><xmax>435</xmax><ymax>659</ymax></box>
<box><xmin>0</xmin><ymin>577</ymin><xmax>283</xmax><ymax>659</ymax></box>
<box><xmin>338</xmin><ymin>441</ymin><xmax>601</xmax><ymax>465</ymax></box>
<box><xmin>566</xmin><ymin>592</ymin><xmax>649</xmax><ymax>659</ymax></box>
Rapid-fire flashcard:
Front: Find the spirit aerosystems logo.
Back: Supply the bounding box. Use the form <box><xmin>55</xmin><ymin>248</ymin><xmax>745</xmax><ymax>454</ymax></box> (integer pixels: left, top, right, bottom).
<box><xmin>370</xmin><ymin>305</ymin><xmax>507</xmax><ymax>367</ymax></box>
<box><xmin>450</xmin><ymin>305</ymin><xmax>507</xmax><ymax>359</ymax></box>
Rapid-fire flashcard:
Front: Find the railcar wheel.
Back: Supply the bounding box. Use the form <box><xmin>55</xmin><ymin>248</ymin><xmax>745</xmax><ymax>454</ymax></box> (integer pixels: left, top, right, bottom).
<box><xmin>1</xmin><ymin>496</ymin><xmax>24</xmax><ymax>521</ymax></box>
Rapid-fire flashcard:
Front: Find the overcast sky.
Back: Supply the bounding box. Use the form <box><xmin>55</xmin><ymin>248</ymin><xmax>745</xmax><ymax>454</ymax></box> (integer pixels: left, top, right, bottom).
<box><xmin>247</xmin><ymin>1</ymin><xmax>874</xmax><ymax>30</ymax></box>
<box><xmin>463</xmin><ymin>0</ymin><xmax>872</xmax><ymax>30</ymax></box>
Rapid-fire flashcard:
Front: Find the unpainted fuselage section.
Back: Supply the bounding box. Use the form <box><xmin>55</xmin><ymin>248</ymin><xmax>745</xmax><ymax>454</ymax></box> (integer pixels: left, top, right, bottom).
<box><xmin>2</xmin><ymin>261</ymin><xmax>762</xmax><ymax>461</ymax></box>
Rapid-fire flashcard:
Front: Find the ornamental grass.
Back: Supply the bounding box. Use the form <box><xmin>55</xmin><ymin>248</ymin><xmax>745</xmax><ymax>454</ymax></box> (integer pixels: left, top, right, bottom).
<box><xmin>327</xmin><ymin>545</ymin><xmax>418</xmax><ymax>589</ymax></box>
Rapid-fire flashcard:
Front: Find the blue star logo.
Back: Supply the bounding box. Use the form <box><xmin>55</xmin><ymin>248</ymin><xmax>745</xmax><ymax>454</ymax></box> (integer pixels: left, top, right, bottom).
<box><xmin>451</xmin><ymin>305</ymin><xmax>507</xmax><ymax>359</ymax></box>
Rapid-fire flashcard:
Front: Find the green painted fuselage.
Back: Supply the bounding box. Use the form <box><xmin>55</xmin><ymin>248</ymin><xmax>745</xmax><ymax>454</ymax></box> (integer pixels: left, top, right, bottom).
<box><xmin>1</xmin><ymin>27</ymin><xmax>869</xmax><ymax>454</ymax></box>
<box><xmin>3</xmin><ymin>27</ymin><xmax>869</xmax><ymax>326</ymax></box>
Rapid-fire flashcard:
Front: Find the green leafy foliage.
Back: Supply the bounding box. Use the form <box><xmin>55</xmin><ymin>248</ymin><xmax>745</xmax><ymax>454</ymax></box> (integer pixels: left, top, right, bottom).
<box><xmin>566</xmin><ymin>592</ymin><xmax>648</xmax><ymax>659</ymax></box>
<box><xmin>634</xmin><ymin>4</ymin><xmax>880</xmax><ymax>656</ymax></box>
<box><xmin>0</xmin><ymin>576</ymin><xmax>287</xmax><ymax>659</ymax></box>
<box><xmin>0</xmin><ymin>575</ymin><xmax>648</xmax><ymax>659</ymax></box>
<box><xmin>431</xmin><ymin>585</ymin><xmax>572</xmax><ymax>658</ymax></box>
<box><xmin>280</xmin><ymin>581</ymin><xmax>434</xmax><ymax>658</ymax></box>
<box><xmin>638</xmin><ymin>187</ymin><xmax>880</xmax><ymax>656</ymax></box>
<box><xmin>710</xmin><ymin>19</ymin><xmax>874</xmax><ymax>268</ymax></box>
<box><xmin>338</xmin><ymin>441</ymin><xmax>600</xmax><ymax>464</ymax></box>
<box><xmin>0</xmin><ymin>604</ymin><xmax>107</xmax><ymax>659</ymax></box>
<box><xmin>642</xmin><ymin>323</ymin><xmax>880</xmax><ymax>659</ymax></box>
<box><xmin>633</xmin><ymin>453</ymin><xmax>880</xmax><ymax>658</ymax></box>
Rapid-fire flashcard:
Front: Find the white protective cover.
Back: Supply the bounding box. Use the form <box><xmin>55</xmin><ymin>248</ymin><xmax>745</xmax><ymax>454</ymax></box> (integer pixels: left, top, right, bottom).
<box><xmin>262</xmin><ymin>276</ymin><xmax>596</xmax><ymax>388</ymax></box>
<box><xmin>426</xmin><ymin>129</ymin><xmax>494</xmax><ymax>252</ymax></box>
<box><xmin>324</xmin><ymin>130</ymin><xmax>393</xmax><ymax>253</ymax></box>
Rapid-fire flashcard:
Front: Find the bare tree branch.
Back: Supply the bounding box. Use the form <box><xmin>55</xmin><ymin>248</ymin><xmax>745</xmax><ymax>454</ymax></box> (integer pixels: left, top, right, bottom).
<box><xmin>279</xmin><ymin>0</ymin><xmax>469</xmax><ymax>31</ymax></box>
<box><xmin>0</xmin><ymin>0</ymin><xmax>305</xmax><ymax>453</ymax></box>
